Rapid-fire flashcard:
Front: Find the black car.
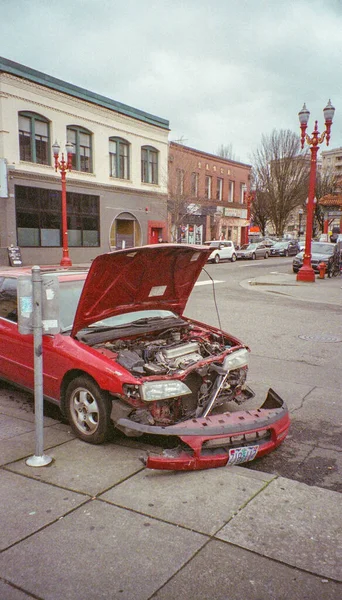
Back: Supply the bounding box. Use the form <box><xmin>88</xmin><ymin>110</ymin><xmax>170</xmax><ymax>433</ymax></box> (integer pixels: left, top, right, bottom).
<box><xmin>292</xmin><ymin>242</ymin><xmax>337</xmax><ymax>273</ymax></box>
<box><xmin>270</xmin><ymin>240</ymin><xmax>300</xmax><ymax>257</ymax></box>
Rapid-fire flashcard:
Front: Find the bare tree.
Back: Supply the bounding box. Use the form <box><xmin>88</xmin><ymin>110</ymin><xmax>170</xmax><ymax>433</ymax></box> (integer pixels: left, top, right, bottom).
<box><xmin>216</xmin><ymin>143</ymin><xmax>237</xmax><ymax>161</ymax></box>
<box><xmin>252</xmin><ymin>130</ymin><xmax>309</xmax><ymax>237</ymax></box>
<box><xmin>250</xmin><ymin>190</ymin><xmax>269</xmax><ymax>236</ymax></box>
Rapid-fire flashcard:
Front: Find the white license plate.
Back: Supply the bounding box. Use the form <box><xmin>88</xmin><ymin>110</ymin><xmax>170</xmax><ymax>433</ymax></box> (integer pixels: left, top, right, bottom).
<box><xmin>227</xmin><ymin>445</ymin><xmax>259</xmax><ymax>466</ymax></box>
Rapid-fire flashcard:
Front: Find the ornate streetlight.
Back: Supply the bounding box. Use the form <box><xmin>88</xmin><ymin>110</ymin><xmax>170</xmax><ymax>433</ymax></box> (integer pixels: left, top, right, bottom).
<box><xmin>297</xmin><ymin>100</ymin><xmax>335</xmax><ymax>282</ymax></box>
<box><xmin>52</xmin><ymin>140</ymin><xmax>73</xmax><ymax>267</ymax></box>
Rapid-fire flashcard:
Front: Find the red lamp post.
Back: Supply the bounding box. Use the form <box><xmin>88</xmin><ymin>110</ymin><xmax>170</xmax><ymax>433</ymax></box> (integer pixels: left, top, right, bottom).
<box><xmin>52</xmin><ymin>140</ymin><xmax>73</xmax><ymax>267</ymax></box>
<box><xmin>296</xmin><ymin>100</ymin><xmax>335</xmax><ymax>282</ymax></box>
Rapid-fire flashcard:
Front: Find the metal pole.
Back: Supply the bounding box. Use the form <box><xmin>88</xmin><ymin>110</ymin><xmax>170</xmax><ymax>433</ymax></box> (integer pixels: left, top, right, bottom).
<box><xmin>60</xmin><ymin>164</ymin><xmax>72</xmax><ymax>267</ymax></box>
<box><xmin>26</xmin><ymin>266</ymin><xmax>52</xmax><ymax>467</ymax></box>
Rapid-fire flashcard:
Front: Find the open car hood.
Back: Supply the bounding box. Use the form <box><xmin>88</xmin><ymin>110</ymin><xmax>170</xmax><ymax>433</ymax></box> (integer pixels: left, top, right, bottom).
<box><xmin>71</xmin><ymin>244</ymin><xmax>211</xmax><ymax>337</ymax></box>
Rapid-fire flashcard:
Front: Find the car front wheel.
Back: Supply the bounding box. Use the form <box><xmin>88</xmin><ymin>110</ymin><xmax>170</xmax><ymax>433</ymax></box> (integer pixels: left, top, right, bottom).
<box><xmin>231</xmin><ymin>253</ymin><xmax>237</xmax><ymax>262</ymax></box>
<box><xmin>214</xmin><ymin>254</ymin><xmax>220</xmax><ymax>264</ymax></box>
<box><xmin>65</xmin><ymin>376</ymin><xmax>112</xmax><ymax>444</ymax></box>
<box><xmin>252</xmin><ymin>253</ymin><xmax>256</xmax><ymax>260</ymax></box>
<box><xmin>264</xmin><ymin>252</ymin><xmax>269</xmax><ymax>259</ymax></box>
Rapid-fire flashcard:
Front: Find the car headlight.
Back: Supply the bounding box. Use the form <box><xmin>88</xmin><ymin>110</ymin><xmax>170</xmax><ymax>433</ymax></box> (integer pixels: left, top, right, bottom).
<box><xmin>223</xmin><ymin>348</ymin><xmax>249</xmax><ymax>371</ymax></box>
<box><xmin>140</xmin><ymin>380</ymin><xmax>191</xmax><ymax>401</ymax></box>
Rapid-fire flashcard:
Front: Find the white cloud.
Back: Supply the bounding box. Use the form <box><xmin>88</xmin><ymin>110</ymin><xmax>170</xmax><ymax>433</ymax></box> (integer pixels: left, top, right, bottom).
<box><xmin>1</xmin><ymin>0</ymin><xmax>341</xmax><ymax>163</ymax></box>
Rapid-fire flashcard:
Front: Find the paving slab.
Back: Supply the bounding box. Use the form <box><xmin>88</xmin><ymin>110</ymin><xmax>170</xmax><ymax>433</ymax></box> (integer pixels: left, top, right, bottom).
<box><xmin>6</xmin><ymin>438</ymin><xmax>145</xmax><ymax>496</ymax></box>
<box><xmin>0</xmin><ymin>500</ymin><xmax>206</xmax><ymax>600</ymax></box>
<box><xmin>0</xmin><ymin>581</ymin><xmax>33</xmax><ymax>600</ymax></box>
<box><xmin>217</xmin><ymin>477</ymin><xmax>342</xmax><ymax>581</ymax></box>
<box><xmin>0</xmin><ymin>423</ymin><xmax>75</xmax><ymax>466</ymax></box>
<box><xmin>0</xmin><ymin>470</ymin><xmax>87</xmax><ymax>550</ymax></box>
<box><xmin>100</xmin><ymin>466</ymin><xmax>274</xmax><ymax>535</ymax></box>
<box><xmin>153</xmin><ymin>539</ymin><xmax>342</xmax><ymax>600</ymax></box>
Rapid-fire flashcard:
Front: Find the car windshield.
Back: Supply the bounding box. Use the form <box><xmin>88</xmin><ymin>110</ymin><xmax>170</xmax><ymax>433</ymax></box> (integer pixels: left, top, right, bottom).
<box><xmin>241</xmin><ymin>244</ymin><xmax>256</xmax><ymax>250</ymax></box>
<box><xmin>59</xmin><ymin>280</ymin><xmax>177</xmax><ymax>332</ymax></box>
<box><xmin>205</xmin><ymin>242</ymin><xmax>220</xmax><ymax>248</ymax></box>
<box><xmin>311</xmin><ymin>243</ymin><xmax>335</xmax><ymax>255</ymax></box>
<box><xmin>273</xmin><ymin>242</ymin><xmax>287</xmax><ymax>249</ymax></box>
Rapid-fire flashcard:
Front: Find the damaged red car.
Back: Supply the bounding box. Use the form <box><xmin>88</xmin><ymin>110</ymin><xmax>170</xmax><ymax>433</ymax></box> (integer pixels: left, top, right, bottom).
<box><xmin>0</xmin><ymin>244</ymin><xmax>289</xmax><ymax>470</ymax></box>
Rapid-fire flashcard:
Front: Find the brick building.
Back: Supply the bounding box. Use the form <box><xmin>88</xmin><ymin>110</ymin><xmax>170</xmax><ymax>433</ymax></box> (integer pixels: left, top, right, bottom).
<box><xmin>168</xmin><ymin>142</ymin><xmax>251</xmax><ymax>245</ymax></box>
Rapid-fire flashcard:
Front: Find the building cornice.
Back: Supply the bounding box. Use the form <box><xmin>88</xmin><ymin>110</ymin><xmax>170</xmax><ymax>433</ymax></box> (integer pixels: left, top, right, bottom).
<box><xmin>9</xmin><ymin>168</ymin><xmax>168</xmax><ymax>198</ymax></box>
<box><xmin>169</xmin><ymin>141</ymin><xmax>252</xmax><ymax>169</ymax></box>
<box><xmin>0</xmin><ymin>56</ymin><xmax>169</xmax><ymax>131</ymax></box>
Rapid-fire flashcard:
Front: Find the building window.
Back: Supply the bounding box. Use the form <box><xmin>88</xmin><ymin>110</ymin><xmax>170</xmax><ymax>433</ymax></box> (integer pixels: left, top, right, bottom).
<box><xmin>15</xmin><ymin>185</ymin><xmax>99</xmax><ymax>247</ymax></box>
<box><xmin>216</xmin><ymin>178</ymin><xmax>223</xmax><ymax>201</ymax></box>
<box><xmin>205</xmin><ymin>176</ymin><xmax>212</xmax><ymax>199</ymax></box>
<box><xmin>240</xmin><ymin>183</ymin><xmax>247</xmax><ymax>203</ymax></box>
<box><xmin>141</xmin><ymin>146</ymin><xmax>158</xmax><ymax>184</ymax></box>
<box><xmin>176</xmin><ymin>169</ymin><xmax>184</xmax><ymax>195</ymax></box>
<box><xmin>228</xmin><ymin>180</ymin><xmax>234</xmax><ymax>202</ymax></box>
<box><xmin>191</xmin><ymin>172</ymin><xmax>199</xmax><ymax>197</ymax></box>
<box><xmin>18</xmin><ymin>112</ymin><xmax>50</xmax><ymax>165</ymax></box>
<box><xmin>109</xmin><ymin>137</ymin><xmax>130</xmax><ymax>179</ymax></box>
<box><xmin>67</xmin><ymin>126</ymin><xmax>92</xmax><ymax>172</ymax></box>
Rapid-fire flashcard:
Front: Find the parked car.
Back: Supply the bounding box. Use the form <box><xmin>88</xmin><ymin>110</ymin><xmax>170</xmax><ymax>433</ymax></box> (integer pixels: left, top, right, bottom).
<box><xmin>0</xmin><ymin>245</ymin><xmax>289</xmax><ymax>471</ymax></box>
<box><xmin>293</xmin><ymin>242</ymin><xmax>338</xmax><ymax>273</ymax></box>
<box><xmin>236</xmin><ymin>242</ymin><xmax>269</xmax><ymax>260</ymax></box>
<box><xmin>204</xmin><ymin>240</ymin><xmax>237</xmax><ymax>263</ymax></box>
<box><xmin>270</xmin><ymin>240</ymin><xmax>300</xmax><ymax>257</ymax></box>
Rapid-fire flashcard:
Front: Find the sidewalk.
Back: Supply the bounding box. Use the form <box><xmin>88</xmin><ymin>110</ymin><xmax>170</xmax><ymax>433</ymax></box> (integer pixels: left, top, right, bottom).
<box><xmin>0</xmin><ymin>273</ymin><xmax>341</xmax><ymax>599</ymax></box>
<box><xmin>240</xmin><ymin>271</ymin><xmax>342</xmax><ymax>307</ymax></box>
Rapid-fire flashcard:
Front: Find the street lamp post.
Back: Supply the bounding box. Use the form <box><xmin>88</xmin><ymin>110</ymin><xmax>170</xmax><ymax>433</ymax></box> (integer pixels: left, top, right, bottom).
<box><xmin>296</xmin><ymin>100</ymin><xmax>335</xmax><ymax>282</ymax></box>
<box><xmin>52</xmin><ymin>140</ymin><xmax>73</xmax><ymax>267</ymax></box>
<box><xmin>298</xmin><ymin>208</ymin><xmax>303</xmax><ymax>238</ymax></box>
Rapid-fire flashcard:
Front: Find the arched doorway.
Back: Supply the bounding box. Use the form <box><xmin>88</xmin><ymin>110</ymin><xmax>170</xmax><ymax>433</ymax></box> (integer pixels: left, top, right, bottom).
<box><xmin>109</xmin><ymin>212</ymin><xmax>141</xmax><ymax>250</ymax></box>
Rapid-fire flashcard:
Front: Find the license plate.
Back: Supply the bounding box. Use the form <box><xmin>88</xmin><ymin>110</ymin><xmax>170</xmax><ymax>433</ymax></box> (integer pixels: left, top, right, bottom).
<box><xmin>227</xmin><ymin>445</ymin><xmax>259</xmax><ymax>466</ymax></box>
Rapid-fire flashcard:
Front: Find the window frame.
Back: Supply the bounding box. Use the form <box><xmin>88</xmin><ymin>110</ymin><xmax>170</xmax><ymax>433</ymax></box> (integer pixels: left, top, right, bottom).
<box><xmin>109</xmin><ymin>136</ymin><xmax>130</xmax><ymax>179</ymax></box>
<box><xmin>216</xmin><ymin>177</ymin><xmax>223</xmax><ymax>201</ymax></box>
<box><xmin>141</xmin><ymin>146</ymin><xmax>158</xmax><ymax>184</ymax></box>
<box><xmin>191</xmin><ymin>172</ymin><xmax>199</xmax><ymax>197</ymax></box>
<box><xmin>228</xmin><ymin>180</ymin><xmax>235</xmax><ymax>202</ymax></box>
<box><xmin>15</xmin><ymin>185</ymin><xmax>100</xmax><ymax>248</ymax></box>
<box><xmin>205</xmin><ymin>175</ymin><xmax>212</xmax><ymax>200</ymax></box>
<box><xmin>18</xmin><ymin>111</ymin><xmax>50</xmax><ymax>165</ymax></box>
<box><xmin>67</xmin><ymin>125</ymin><xmax>93</xmax><ymax>173</ymax></box>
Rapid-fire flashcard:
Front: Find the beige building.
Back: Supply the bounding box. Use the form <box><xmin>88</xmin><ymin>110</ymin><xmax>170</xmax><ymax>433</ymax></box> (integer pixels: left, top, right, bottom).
<box><xmin>0</xmin><ymin>57</ymin><xmax>169</xmax><ymax>265</ymax></box>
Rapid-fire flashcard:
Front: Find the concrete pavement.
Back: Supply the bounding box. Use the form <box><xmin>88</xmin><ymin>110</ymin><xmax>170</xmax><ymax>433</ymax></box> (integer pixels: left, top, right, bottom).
<box><xmin>0</xmin><ymin>272</ymin><xmax>341</xmax><ymax>599</ymax></box>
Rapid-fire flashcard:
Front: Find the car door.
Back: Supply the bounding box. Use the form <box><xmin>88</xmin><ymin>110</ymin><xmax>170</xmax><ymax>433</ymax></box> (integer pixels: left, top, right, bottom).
<box><xmin>222</xmin><ymin>242</ymin><xmax>232</xmax><ymax>260</ymax></box>
<box><xmin>256</xmin><ymin>244</ymin><xmax>265</xmax><ymax>258</ymax></box>
<box><xmin>0</xmin><ymin>276</ymin><xmax>35</xmax><ymax>389</ymax></box>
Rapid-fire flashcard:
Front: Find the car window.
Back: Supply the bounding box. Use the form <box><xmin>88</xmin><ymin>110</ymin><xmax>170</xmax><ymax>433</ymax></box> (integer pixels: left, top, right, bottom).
<box><xmin>311</xmin><ymin>243</ymin><xmax>335</xmax><ymax>255</ymax></box>
<box><xmin>0</xmin><ymin>278</ymin><xmax>18</xmax><ymax>322</ymax></box>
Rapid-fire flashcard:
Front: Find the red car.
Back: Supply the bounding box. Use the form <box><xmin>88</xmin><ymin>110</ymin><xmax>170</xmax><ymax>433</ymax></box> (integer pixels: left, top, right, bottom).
<box><xmin>0</xmin><ymin>244</ymin><xmax>289</xmax><ymax>470</ymax></box>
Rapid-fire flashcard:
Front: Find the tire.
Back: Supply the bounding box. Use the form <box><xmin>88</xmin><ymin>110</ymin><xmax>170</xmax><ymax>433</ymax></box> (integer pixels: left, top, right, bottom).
<box><xmin>65</xmin><ymin>376</ymin><xmax>112</xmax><ymax>444</ymax></box>
<box><xmin>214</xmin><ymin>254</ymin><xmax>220</xmax><ymax>264</ymax></box>
<box><xmin>293</xmin><ymin>267</ymin><xmax>298</xmax><ymax>273</ymax></box>
<box><xmin>252</xmin><ymin>253</ymin><xmax>256</xmax><ymax>260</ymax></box>
<box><xmin>264</xmin><ymin>252</ymin><xmax>269</xmax><ymax>259</ymax></box>
<box><xmin>231</xmin><ymin>253</ymin><xmax>237</xmax><ymax>262</ymax></box>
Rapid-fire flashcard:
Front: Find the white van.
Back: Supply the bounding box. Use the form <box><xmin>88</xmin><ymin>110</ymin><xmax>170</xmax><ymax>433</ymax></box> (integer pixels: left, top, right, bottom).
<box><xmin>204</xmin><ymin>240</ymin><xmax>237</xmax><ymax>263</ymax></box>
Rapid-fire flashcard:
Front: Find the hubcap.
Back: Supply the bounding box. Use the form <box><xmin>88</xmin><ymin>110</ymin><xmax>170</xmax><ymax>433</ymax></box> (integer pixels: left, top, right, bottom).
<box><xmin>70</xmin><ymin>388</ymin><xmax>99</xmax><ymax>435</ymax></box>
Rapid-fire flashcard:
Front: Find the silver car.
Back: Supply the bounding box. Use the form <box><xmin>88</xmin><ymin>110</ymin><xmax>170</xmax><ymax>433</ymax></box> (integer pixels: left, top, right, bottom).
<box><xmin>236</xmin><ymin>242</ymin><xmax>269</xmax><ymax>260</ymax></box>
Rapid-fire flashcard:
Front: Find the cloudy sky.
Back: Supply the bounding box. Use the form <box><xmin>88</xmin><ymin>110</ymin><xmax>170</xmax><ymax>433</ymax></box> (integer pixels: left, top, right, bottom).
<box><xmin>1</xmin><ymin>0</ymin><xmax>341</xmax><ymax>163</ymax></box>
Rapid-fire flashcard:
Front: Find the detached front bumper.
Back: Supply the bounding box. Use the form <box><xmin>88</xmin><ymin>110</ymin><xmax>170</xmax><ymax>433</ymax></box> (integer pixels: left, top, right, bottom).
<box><xmin>117</xmin><ymin>388</ymin><xmax>290</xmax><ymax>471</ymax></box>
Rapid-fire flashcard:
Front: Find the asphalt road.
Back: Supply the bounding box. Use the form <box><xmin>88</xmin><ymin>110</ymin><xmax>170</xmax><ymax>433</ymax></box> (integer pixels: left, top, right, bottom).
<box><xmin>2</xmin><ymin>255</ymin><xmax>341</xmax><ymax>492</ymax></box>
<box><xmin>185</xmin><ymin>256</ymin><xmax>342</xmax><ymax>492</ymax></box>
